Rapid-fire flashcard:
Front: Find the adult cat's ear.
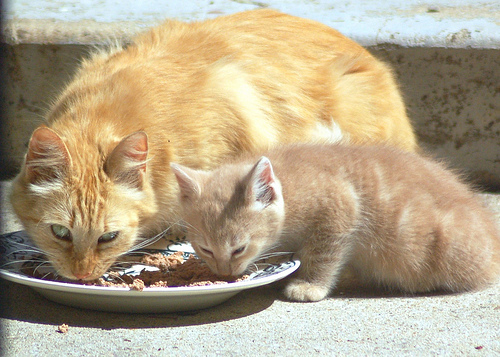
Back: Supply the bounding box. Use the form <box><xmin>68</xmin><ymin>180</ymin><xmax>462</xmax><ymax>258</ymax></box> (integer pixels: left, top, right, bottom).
<box><xmin>170</xmin><ymin>163</ymin><xmax>201</xmax><ymax>201</ymax></box>
<box><xmin>25</xmin><ymin>126</ymin><xmax>71</xmax><ymax>184</ymax></box>
<box><xmin>105</xmin><ymin>131</ymin><xmax>148</xmax><ymax>189</ymax></box>
<box><xmin>247</xmin><ymin>156</ymin><xmax>279</xmax><ymax>210</ymax></box>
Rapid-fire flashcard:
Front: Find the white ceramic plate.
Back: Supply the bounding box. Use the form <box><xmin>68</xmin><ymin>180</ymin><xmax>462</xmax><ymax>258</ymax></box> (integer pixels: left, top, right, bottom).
<box><xmin>0</xmin><ymin>231</ymin><xmax>299</xmax><ymax>313</ymax></box>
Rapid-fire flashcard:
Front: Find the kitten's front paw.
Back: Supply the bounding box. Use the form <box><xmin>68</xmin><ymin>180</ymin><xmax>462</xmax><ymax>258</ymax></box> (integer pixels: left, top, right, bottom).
<box><xmin>284</xmin><ymin>279</ymin><xmax>329</xmax><ymax>302</ymax></box>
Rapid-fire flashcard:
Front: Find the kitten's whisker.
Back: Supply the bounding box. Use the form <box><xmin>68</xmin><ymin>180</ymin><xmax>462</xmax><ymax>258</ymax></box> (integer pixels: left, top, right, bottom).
<box><xmin>176</xmin><ymin>220</ymin><xmax>204</xmax><ymax>239</ymax></box>
<box><xmin>246</xmin><ymin>262</ymin><xmax>260</xmax><ymax>274</ymax></box>
<box><xmin>257</xmin><ymin>251</ymin><xmax>294</xmax><ymax>260</ymax></box>
<box><xmin>109</xmin><ymin>275</ymin><xmax>127</xmax><ymax>284</ymax></box>
<box><xmin>252</xmin><ymin>261</ymin><xmax>276</xmax><ymax>266</ymax></box>
<box><xmin>259</xmin><ymin>251</ymin><xmax>293</xmax><ymax>257</ymax></box>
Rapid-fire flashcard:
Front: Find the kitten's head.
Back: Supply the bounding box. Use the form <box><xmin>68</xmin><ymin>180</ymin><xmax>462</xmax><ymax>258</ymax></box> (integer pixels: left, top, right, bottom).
<box><xmin>171</xmin><ymin>157</ymin><xmax>285</xmax><ymax>276</ymax></box>
<box><xmin>10</xmin><ymin>126</ymin><xmax>157</xmax><ymax>280</ymax></box>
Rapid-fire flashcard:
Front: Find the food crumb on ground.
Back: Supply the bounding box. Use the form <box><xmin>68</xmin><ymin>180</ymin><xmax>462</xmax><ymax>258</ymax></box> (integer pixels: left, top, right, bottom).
<box><xmin>57</xmin><ymin>324</ymin><xmax>69</xmax><ymax>333</ymax></box>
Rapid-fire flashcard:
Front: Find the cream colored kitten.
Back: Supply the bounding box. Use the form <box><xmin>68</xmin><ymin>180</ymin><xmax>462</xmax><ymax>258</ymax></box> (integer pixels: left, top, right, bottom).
<box><xmin>10</xmin><ymin>10</ymin><xmax>417</xmax><ymax>280</ymax></box>
<box><xmin>172</xmin><ymin>144</ymin><xmax>500</xmax><ymax>301</ymax></box>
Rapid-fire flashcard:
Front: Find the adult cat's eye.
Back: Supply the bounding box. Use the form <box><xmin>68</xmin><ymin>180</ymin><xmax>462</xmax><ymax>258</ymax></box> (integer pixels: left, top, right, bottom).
<box><xmin>232</xmin><ymin>246</ymin><xmax>245</xmax><ymax>256</ymax></box>
<box><xmin>51</xmin><ymin>224</ymin><xmax>72</xmax><ymax>242</ymax></box>
<box><xmin>98</xmin><ymin>231</ymin><xmax>119</xmax><ymax>244</ymax></box>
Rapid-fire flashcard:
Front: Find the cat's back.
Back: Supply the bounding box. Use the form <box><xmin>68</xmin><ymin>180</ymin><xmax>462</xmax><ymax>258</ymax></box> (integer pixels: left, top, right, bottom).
<box><xmin>264</xmin><ymin>144</ymin><xmax>500</xmax><ymax>283</ymax></box>
<box><xmin>265</xmin><ymin>144</ymin><xmax>477</xmax><ymax>204</ymax></box>
<box><xmin>48</xmin><ymin>9</ymin><xmax>416</xmax><ymax>154</ymax></box>
<box><xmin>135</xmin><ymin>9</ymin><xmax>366</xmax><ymax>59</ymax></box>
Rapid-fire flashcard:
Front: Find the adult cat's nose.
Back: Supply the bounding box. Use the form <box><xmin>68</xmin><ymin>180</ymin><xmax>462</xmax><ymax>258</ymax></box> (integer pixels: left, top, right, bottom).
<box><xmin>72</xmin><ymin>254</ymin><xmax>97</xmax><ymax>280</ymax></box>
<box><xmin>74</xmin><ymin>271</ymin><xmax>92</xmax><ymax>280</ymax></box>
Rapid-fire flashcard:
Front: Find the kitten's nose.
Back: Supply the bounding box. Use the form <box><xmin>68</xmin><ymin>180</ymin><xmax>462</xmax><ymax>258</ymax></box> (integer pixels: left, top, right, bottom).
<box><xmin>215</xmin><ymin>261</ymin><xmax>232</xmax><ymax>276</ymax></box>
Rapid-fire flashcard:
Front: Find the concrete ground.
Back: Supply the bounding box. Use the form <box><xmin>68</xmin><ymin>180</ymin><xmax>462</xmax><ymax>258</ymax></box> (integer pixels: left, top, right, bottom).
<box><xmin>1</xmin><ymin>0</ymin><xmax>500</xmax><ymax>356</ymax></box>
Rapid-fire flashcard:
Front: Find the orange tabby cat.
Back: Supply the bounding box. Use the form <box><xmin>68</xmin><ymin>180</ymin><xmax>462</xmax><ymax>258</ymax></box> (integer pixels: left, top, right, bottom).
<box><xmin>171</xmin><ymin>144</ymin><xmax>500</xmax><ymax>301</ymax></box>
<box><xmin>9</xmin><ymin>9</ymin><xmax>417</xmax><ymax>280</ymax></box>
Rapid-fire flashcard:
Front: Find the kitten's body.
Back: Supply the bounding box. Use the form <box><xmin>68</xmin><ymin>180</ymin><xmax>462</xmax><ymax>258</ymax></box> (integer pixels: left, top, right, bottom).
<box><xmin>172</xmin><ymin>144</ymin><xmax>500</xmax><ymax>301</ymax></box>
<box><xmin>10</xmin><ymin>10</ymin><xmax>416</xmax><ymax>280</ymax></box>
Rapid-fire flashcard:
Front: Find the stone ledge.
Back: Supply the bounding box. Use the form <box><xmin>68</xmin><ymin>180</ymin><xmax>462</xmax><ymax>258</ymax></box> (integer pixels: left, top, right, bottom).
<box><xmin>4</xmin><ymin>0</ymin><xmax>500</xmax><ymax>48</ymax></box>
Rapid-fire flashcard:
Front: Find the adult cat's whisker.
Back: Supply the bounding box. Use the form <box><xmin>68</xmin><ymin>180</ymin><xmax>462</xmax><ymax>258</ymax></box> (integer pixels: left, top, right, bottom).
<box><xmin>117</xmin><ymin>251</ymin><xmax>153</xmax><ymax>262</ymax></box>
<box><xmin>31</xmin><ymin>261</ymin><xmax>55</xmax><ymax>275</ymax></box>
<box><xmin>8</xmin><ymin>241</ymin><xmax>45</xmax><ymax>252</ymax></box>
<box><xmin>129</xmin><ymin>239</ymin><xmax>159</xmax><ymax>252</ymax></box>
<box><xmin>40</xmin><ymin>272</ymin><xmax>55</xmax><ymax>280</ymax></box>
<box><xmin>3</xmin><ymin>257</ymin><xmax>47</xmax><ymax>264</ymax></box>
<box><xmin>169</xmin><ymin>220</ymin><xmax>189</xmax><ymax>232</ymax></box>
<box><xmin>7</xmin><ymin>244</ymin><xmax>48</xmax><ymax>254</ymax></box>
<box><xmin>1</xmin><ymin>259</ymin><xmax>44</xmax><ymax>270</ymax></box>
<box><xmin>5</xmin><ymin>250</ymin><xmax>44</xmax><ymax>259</ymax></box>
<box><xmin>128</xmin><ymin>228</ymin><xmax>172</xmax><ymax>252</ymax></box>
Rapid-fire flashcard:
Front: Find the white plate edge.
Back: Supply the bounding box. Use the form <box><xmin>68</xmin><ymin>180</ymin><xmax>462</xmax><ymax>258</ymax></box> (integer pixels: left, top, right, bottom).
<box><xmin>0</xmin><ymin>260</ymin><xmax>300</xmax><ymax>297</ymax></box>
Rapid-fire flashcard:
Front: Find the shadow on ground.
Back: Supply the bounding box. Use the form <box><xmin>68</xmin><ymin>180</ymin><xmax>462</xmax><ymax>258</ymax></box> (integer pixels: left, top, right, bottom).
<box><xmin>0</xmin><ymin>279</ymin><xmax>277</xmax><ymax>329</ymax></box>
<box><xmin>1</xmin><ymin>270</ymin><xmax>464</xmax><ymax>330</ymax></box>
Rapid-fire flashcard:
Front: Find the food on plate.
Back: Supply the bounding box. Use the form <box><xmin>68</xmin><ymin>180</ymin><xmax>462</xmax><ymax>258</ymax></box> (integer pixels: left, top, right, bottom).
<box><xmin>22</xmin><ymin>252</ymin><xmax>249</xmax><ymax>290</ymax></box>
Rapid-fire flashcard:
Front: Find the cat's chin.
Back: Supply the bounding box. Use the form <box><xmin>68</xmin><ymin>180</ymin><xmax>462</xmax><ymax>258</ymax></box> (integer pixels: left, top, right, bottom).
<box><xmin>52</xmin><ymin>262</ymin><xmax>110</xmax><ymax>281</ymax></box>
<box><xmin>229</xmin><ymin>261</ymin><xmax>253</xmax><ymax>276</ymax></box>
<box><xmin>55</xmin><ymin>271</ymin><xmax>102</xmax><ymax>282</ymax></box>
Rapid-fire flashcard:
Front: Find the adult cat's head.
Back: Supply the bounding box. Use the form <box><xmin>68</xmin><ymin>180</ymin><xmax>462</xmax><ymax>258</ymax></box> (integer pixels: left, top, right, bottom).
<box><xmin>10</xmin><ymin>126</ymin><xmax>157</xmax><ymax>280</ymax></box>
<box><xmin>171</xmin><ymin>157</ymin><xmax>285</xmax><ymax>276</ymax></box>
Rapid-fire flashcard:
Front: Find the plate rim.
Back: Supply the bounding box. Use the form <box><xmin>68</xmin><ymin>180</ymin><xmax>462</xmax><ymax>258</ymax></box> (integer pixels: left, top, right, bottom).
<box><xmin>0</xmin><ymin>230</ymin><xmax>300</xmax><ymax>298</ymax></box>
<box><xmin>0</xmin><ymin>259</ymin><xmax>300</xmax><ymax>297</ymax></box>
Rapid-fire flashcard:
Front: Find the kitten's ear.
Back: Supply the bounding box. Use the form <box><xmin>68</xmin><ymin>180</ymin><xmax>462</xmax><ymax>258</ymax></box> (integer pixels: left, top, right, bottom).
<box><xmin>170</xmin><ymin>163</ymin><xmax>201</xmax><ymax>201</ymax></box>
<box><xmin>247</xmin><ymin>157</ymin><xmax>279</xmax><ymax>210</ymax></box>
<box><xmin>105</xmin><ymin>131</ymin><xmax>148</xmax><ymax>189</ymax></box>
<box><xmin>24</xmin><ymin>126</ymin><xmax>71</xmax><ymax>184</ymax></box>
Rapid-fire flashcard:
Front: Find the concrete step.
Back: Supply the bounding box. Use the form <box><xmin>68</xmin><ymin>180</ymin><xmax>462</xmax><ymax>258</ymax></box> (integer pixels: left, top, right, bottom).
<box><xmin>3</xmin><ymin>0</ymin><xmax>500</xmax><ymax>189</ymax></box>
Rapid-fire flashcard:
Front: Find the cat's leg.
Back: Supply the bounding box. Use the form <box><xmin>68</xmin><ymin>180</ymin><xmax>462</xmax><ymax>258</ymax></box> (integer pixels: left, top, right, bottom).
<box><xmin>284</xmin><ymin>234</ymin><xmax>353</xmax><ymax>302</ymax></box>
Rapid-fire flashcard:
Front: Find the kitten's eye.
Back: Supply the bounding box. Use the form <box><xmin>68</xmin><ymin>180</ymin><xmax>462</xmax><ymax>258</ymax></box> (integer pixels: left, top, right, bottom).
<box><xmin>51</xmin><ymin>224</ymin><xmax>72</xmax><ymax>242</ymax></box>
<box><xmin>232</xmin><ymin>246</ymin><xmax>245</xmax><ymax>256</ymax></box>
<box><xmin>98</xmin><ymin>231</ymin><xmax>119</xmax><ymax>244</ymax></box>
<box><xmin>200</xmin><ymin>247</ymin><xmax>214</xmax><ymax>256</ymax></box>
